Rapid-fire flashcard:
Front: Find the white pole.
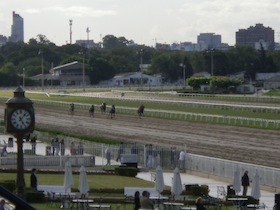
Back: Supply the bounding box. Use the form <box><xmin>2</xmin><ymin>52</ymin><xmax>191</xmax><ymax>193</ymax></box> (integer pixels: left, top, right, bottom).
<box><xmin>82</xmin><ymin>53</ymin><xmax>85</xmax><ymax>92</ymax></box>
<box><xmin>22</xmin><ymin>68</ymin><xmax>25</xmax><ymax>89</ymax></box>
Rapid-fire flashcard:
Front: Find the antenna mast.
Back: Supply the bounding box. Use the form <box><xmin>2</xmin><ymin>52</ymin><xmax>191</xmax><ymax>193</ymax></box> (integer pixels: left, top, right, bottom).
<box><xmin>86</xmin><ymin>27</ymin><xmax>90</xmax><ymax>48</ymax></box>
<box><xmin>69</xmin><ymin>19</ymin><xmax>73</xmax><ymax>44</ymax></box>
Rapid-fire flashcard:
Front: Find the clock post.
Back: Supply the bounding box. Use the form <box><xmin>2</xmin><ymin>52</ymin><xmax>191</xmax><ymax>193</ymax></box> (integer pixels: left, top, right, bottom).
<box><xmin>5</xmin><ymin>86</ymin><xmax>35</xmax><ymax>198</ymax></box>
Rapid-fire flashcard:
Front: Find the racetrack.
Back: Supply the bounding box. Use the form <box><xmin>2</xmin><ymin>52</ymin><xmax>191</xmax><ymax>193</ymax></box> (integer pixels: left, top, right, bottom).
<box><xmin>1</xmin><ymin>101</ymin><xmax>278</xmax><ymax>168</ymax></box>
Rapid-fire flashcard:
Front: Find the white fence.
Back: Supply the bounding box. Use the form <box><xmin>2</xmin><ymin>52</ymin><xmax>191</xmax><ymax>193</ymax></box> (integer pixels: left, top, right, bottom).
<box><xmin>0</xmin><ymin>96</ymin><xmax>278</xmax><ymax>129</ymax></box>
<box><xmin>186</xmin><ymin>154</ymin><xmax>280</xmax><ymax>192</ymax></box>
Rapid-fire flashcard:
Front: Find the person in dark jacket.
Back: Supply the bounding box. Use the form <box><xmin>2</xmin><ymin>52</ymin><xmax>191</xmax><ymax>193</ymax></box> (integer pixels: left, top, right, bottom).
<box><xmin>140</xmin><ymin>191</ymin><xmax>154</xmax><ymax>210</ymax></box>
<box><xmin>134</xmin><ymin>191</ymin><xmax>140</xmax><ymax>210</ymax></box>
<box><xmin>242</xmin><ymin>170</ymin><xmax>250</xmax><ymax>196</ymax></box>
<box><xmin>30</xmin><ymin>168</ymin><xmax>38</xmax><ymax>190</ymax></box>
<box><xmin>196</xmin><ymin>197</ymin><xmax>206</xmax><ymax>210</ymax></box>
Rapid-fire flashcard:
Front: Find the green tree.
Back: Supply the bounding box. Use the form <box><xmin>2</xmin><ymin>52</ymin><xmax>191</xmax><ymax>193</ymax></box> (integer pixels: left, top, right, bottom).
<box><xmin>89</xmin><ymin>57</ymin><xmax>115</xmax><ymax>84</ymax></box>
<box><xmin>0</xmin><ymin>62</ymin><xmax>17</xmax><ymax>76</ymax></box>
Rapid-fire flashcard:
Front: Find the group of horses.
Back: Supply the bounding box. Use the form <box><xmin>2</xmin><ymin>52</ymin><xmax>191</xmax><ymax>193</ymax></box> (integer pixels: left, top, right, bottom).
<box><xmin>68</xmin><ymin>102</ymin><xmax>145</xmax><ymax>118</ymax></box>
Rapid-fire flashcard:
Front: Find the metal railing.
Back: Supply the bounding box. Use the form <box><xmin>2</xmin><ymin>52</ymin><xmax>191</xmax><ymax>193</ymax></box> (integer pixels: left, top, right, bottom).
<box><xmin>1</xmin><ymin>131</ymin><xmax>280</xmax><ymax>191</ymax></box>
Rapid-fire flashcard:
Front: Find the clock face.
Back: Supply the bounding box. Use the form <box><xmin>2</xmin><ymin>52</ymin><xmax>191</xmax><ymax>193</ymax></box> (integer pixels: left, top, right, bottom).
<box><xmin>10</xmin><ymin>109</ymin><xmax>32</xmax><ymax>130</ymax></box>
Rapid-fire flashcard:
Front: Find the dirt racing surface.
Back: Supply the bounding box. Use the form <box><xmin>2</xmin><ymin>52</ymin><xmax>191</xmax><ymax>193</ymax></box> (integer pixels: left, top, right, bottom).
<box><xmin>1</xmin><ymin>98</ymin><xmax>279</xmax><ymax>168</ymax></box>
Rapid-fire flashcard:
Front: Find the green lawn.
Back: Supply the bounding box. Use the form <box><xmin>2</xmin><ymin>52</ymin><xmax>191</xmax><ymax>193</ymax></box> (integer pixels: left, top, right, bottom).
<box><xmin>1</xmin><ymin>173</ymin><xmax>156</xmax><ymax>210</ymax></box>
<box><xmin>0</xmin><ymin>173</ymin><xmax>155</xmax><ymax>190</ymax></box>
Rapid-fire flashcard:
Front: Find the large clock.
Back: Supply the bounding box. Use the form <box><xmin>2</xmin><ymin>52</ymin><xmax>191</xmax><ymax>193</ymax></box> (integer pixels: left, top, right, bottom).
<box><xmin>10</xmin><ymin>108</ymin><xmax>32</xmax><ymax>130</ymax></box>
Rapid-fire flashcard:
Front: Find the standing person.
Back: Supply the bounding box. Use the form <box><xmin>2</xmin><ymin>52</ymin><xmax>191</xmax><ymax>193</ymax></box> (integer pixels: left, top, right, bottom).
<box><xmin>70</xmin><ymin>142</ymin><xmax>75</xmax><ymax>155</ymax></box>
<box><xmin>131</xmin><ymin>143</ymin><xmax>138</xmax><ymax>154</ymax></box>
<box><xmin>242</xmin><ymin>170</ymin><xmax>250</xmax><ymax>196</ymax></box>
<box><xmin>105</xmin><ymin>148</ymin><xmax>111</xmax><ymax>165</ymax></box>
<box><xmin>171</xmin><ymin>147</ymin><xmax>177</xmax><ymax>169</ymax></box>
<box><xmin>51</xmin><ymin>138</ymin><xmax>55</xmax><ymax>156</ymax></box>
<box><xmin>146</xmin><ymin>144</ymin><xmax>153</xmax><ymax>168</ymax></box>
<box><xmin>196</xmin><ymin>197</ymin><xmax>206</xmax><ymax>210</ymax></box>
<box><xmin>0</xmin><ymin>199</ymin><xmax>5</xmax><ymax>210</ymax></box>
<box><xmin>134</xmin><ymin>191</ymin><xmax>140</xmax><ymax>210</ymax></box>
<box><xmin>179</xmin><ymin>150</ymin><xmax>186</xmax><ymax>171</ymax></box>
<box><xmin>116</xmin><ymin>142</ymin><xmax>124</xmax><ymax>162</ymax></box>
<box><xmin>55</xmin><ymin>137</ymin><xmax>60</xmax><ymax>156</ymax></box>
<box><xmin>30</xmin><ymin>135</ymin><xmax>36</xmax><ymax>155</ymax></box>
<box><xmin>140</xmin><ymin>191</ymin><xmax>154</xmax><ymax>210</ymax></box>
<box><xmin>30</xmin><ymin>168</ymin><xmax>38</xmax><ymax>190</ymax></box>
<box><xmin>60</xmin><ymin>139</ymin><xmax>65</xmax><ymax>156</ymax></box>
<box><xmin>1</xmin><ymin>145</ymin><xmax>7</xmax><ymax>157</ymax></box>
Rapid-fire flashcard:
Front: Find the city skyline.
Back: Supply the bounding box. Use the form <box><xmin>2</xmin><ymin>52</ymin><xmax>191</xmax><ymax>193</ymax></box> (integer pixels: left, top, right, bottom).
<box><xmin>0</xmin><ymin>0</ymin><xmax>279</xmax><ymax>46</ymax></box>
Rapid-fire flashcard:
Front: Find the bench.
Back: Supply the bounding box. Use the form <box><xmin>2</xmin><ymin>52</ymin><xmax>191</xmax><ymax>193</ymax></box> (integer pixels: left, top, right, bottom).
<box><xmin>124</xmin><ymin>187</ymin><xmax>159</xmax><ymax>198</ymax></box>
<box><xmin>37</xmin><ymin>185</ymin><xmax>71</xmax><ymax>195</ymax></box>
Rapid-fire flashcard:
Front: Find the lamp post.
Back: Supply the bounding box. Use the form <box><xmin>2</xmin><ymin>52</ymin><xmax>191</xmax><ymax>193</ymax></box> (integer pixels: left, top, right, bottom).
<box><xmin>140</xmin><ymin>49</ymin><xmax>143</xmax><ymax>89</ymax></box>
<box><xmin>82</xmin><ymin>52</ymin><xmax>85</xmax><ymax>92</ymax></box>
<box><xmin>210</xmin><ymin>48</ymin><xmax>214</xmax><ymax>76</ymax></box>
<box><xmin>180</xmin><ymin>63</ymin><xmax>186</xmax><ymax>89</ymax></box>
<box><xmin>22</xmin><ymin>68</ymin><xmax>25</xmax><ymax>89</ymax></box>
<box><xmin>79</xmin><ymin>50</ymin><xmax>85</xmax><ymax>92</ymax></box>
<box><xmin>38</xmin><ymin>49</ymin><xmax>44</xmax><ymax>91</ymax></box>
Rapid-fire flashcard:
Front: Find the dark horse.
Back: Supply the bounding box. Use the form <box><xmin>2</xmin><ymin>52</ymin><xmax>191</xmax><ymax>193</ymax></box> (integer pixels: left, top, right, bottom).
<box><xmin>100</xmin><ymin>102</ymin><xmax>106</xmax><ymax>113</ymax></box>
<box><xmin>89</xmin><ymin>104</ymin><xmax>95</xmax><ymax>117</ymax></box>
<box><xmin>109</xmin><ymin>105</ymin><xmax>116</xmax><ymax>119</ymax></box>
<box><xmin>137</xmin><ymin>104</ymin><xmax>145</xmax><ymax>117</ymax></box>
<box><xmin>68</xmin><ymin>103</ymin><xmax>75</xmax><ymax>115</ymax></box>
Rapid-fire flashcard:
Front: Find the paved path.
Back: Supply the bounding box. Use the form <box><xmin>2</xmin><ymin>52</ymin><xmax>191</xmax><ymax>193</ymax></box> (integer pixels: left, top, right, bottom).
<box><xmin>137</xmin><ymin>172</ymin><xmax>275</xmax><ymax>209</ymax></box>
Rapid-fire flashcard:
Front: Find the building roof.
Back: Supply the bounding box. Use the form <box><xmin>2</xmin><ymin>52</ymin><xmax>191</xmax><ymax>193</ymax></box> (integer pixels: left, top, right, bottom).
<box><xmin>265</xmin><ymin>75</ymin><xmax>280</xmax><ymax>82</ymax></box>
<box><xmin>114</xmin><ymin>72</ymin><xmax>141</xmax><ymax>79</ymax></box>
<box><xmin>52</xmin><ymin>61</ymin><xmax>84</xmax><ymax>71</ymax></box>
<box><xmin>30</xmin><ymin>74</ymin><xmax>59</xmax><ymax>80</ymax></box>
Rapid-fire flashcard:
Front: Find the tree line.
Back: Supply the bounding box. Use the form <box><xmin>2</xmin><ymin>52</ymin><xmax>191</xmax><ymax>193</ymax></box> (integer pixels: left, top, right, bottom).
<box><xmin>0</xmin><ymin>34</ymin><xmax>280</xmax><ymax>87</ymax></box>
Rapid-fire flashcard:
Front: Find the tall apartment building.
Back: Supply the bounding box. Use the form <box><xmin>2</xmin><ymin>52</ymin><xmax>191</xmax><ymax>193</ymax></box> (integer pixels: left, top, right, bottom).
<box><xmin>9</xmin><ymin>11</ymin><xmax>24</xmax><ymax>42</ymax></box>
<box><xmin>197</xmin><ymin>33</ymin><xmax>221</xmax><ymax>49</ymax></box>
<box><xmin>236</xmin><ymin>23</ymin><xmax>274</xmax><ymax>50</ymax></box>
<box><xmin>0</xmin><ymin>35</ymin><xmax>8</xmax><ymax>46</ymax></box>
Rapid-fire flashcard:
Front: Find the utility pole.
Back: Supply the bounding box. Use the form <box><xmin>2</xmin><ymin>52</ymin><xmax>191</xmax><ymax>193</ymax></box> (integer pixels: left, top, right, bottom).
<box><xmin>22</xmin><ymin>68</ymin><xmax>25</xmax><ymax>89</ymax></box>
<box><xmin>180</xmin><ymin>63</ymin><xmax>186</xmax><ymax>89</ymax></box>
<box><xmin>140</xmin><ymin>49</ymin><xmax>143</xmax><ymax>89</ymax></box>
<box><xmin>38</xmin><ymin>49</ymin><xmax>44</xmax><ymax>91</ymax></box>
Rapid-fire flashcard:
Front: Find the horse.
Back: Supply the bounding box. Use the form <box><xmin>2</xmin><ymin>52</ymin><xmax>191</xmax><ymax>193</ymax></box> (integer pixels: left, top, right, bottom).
<box><xmin>137</xmin><ymin>104</ymin><xmax>145</xmax><ymax>117</ymax></box>
<box><xmin>89</xmin><ymin>105</ymin><xmax>95</xmax><ymax>117</ymax></box>
<box><xmin>109</xmin><ymin>105</ymin><xmax>116</xmax><ymax>119</ymax></box>
<box><xmin>100</xmin><ymin>102</ymin><xmax>106</xmax><ymax>114</ymax></box>
<box><xmin>68</xmin><ymin>103</ymin><xmax>75</xmax><ymax>115</ymax></box>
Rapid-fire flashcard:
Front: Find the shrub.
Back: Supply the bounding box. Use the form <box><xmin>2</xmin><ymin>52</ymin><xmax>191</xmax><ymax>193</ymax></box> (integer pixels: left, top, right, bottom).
<box><xmin>191</xmin><ymin>185</ymin><xmax>209</xmax><ymax>196</ymax></box>
<box><xmin>26</xmin><ymin>190</ymin><xmax>45</xmax><ymax>203</ymax></box>
<box><xmin>0</xmin><ymin>180</ymin><xmax>16</xmax><ymax>192</ymax></box>
<box><xmin>115</xmin><ymin>167</ymin><xmax>138</xmax><ymax>177</ymax></box>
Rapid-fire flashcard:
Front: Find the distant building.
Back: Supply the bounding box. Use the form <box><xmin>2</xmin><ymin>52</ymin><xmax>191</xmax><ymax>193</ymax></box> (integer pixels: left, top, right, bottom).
<box><xmin>197</xmin><ymin>33</ymin><xmax>222</xmax><ymax>49</ymax></box>
<box><xmin>99</xmin><ymin>72</ymin><xmax>162</xmax><ymax>86</ymax></box>
<box><xmin>75</xmin><ymin>40</ymin><xmax>100</xmax><ymax>49</ymax></box>
<box><xmin>192</xmin><ymin>71</ymin><xmax>211</xmax><ymax>78</ymax></box>
<box><xmin>9</xmin><ymin>11</ymin><xmax>24</xmax><ymax>42</ymax></box>
<box><xmin>0</xmin><ymin>35</ymin><xmax>8</xmax><ymax>46</ymax></box>
<box><xmin>171</xmin><ymin>42</ymin><xmax>195</xmax><ymax>51</ymax></box>
<box><xmin>31</xmin><ymin>61</ymin><xmax>90</xmax><ymax>87</ymax></box>
<box><xmin>155</xmin><ymin>43</ymin><xmax>170</xmax><ymax>50</ymax></box>
<box><xmin>236</xmin><ymin>23</ymin><xmax>274</xmax><ymax>50</ymax></box>
<box><xmin>263</xmin><ymin>75</ymin><xmax>280</xmax><ymax>90</ymax></box>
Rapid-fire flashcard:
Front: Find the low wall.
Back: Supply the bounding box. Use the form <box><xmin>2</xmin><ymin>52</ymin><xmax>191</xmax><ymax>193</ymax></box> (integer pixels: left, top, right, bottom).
<box><xmin>0</xmin><ymin>155</ymin><xmax>95</xmax><ymax>167</ymax></box>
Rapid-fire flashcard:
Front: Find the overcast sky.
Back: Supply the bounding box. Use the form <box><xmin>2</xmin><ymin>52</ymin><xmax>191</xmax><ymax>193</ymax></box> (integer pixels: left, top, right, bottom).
<box><xmin>0</xmin><ymin>0</ymin><xmax>279</xmax><ymax>46</ymax></box>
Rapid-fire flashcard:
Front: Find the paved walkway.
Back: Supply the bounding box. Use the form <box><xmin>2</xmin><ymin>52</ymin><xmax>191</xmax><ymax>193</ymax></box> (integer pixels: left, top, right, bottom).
<box><xmin>137</xmin><ymin>172</ymin><xmax>275</xmax><ymax>209</ymax></box>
